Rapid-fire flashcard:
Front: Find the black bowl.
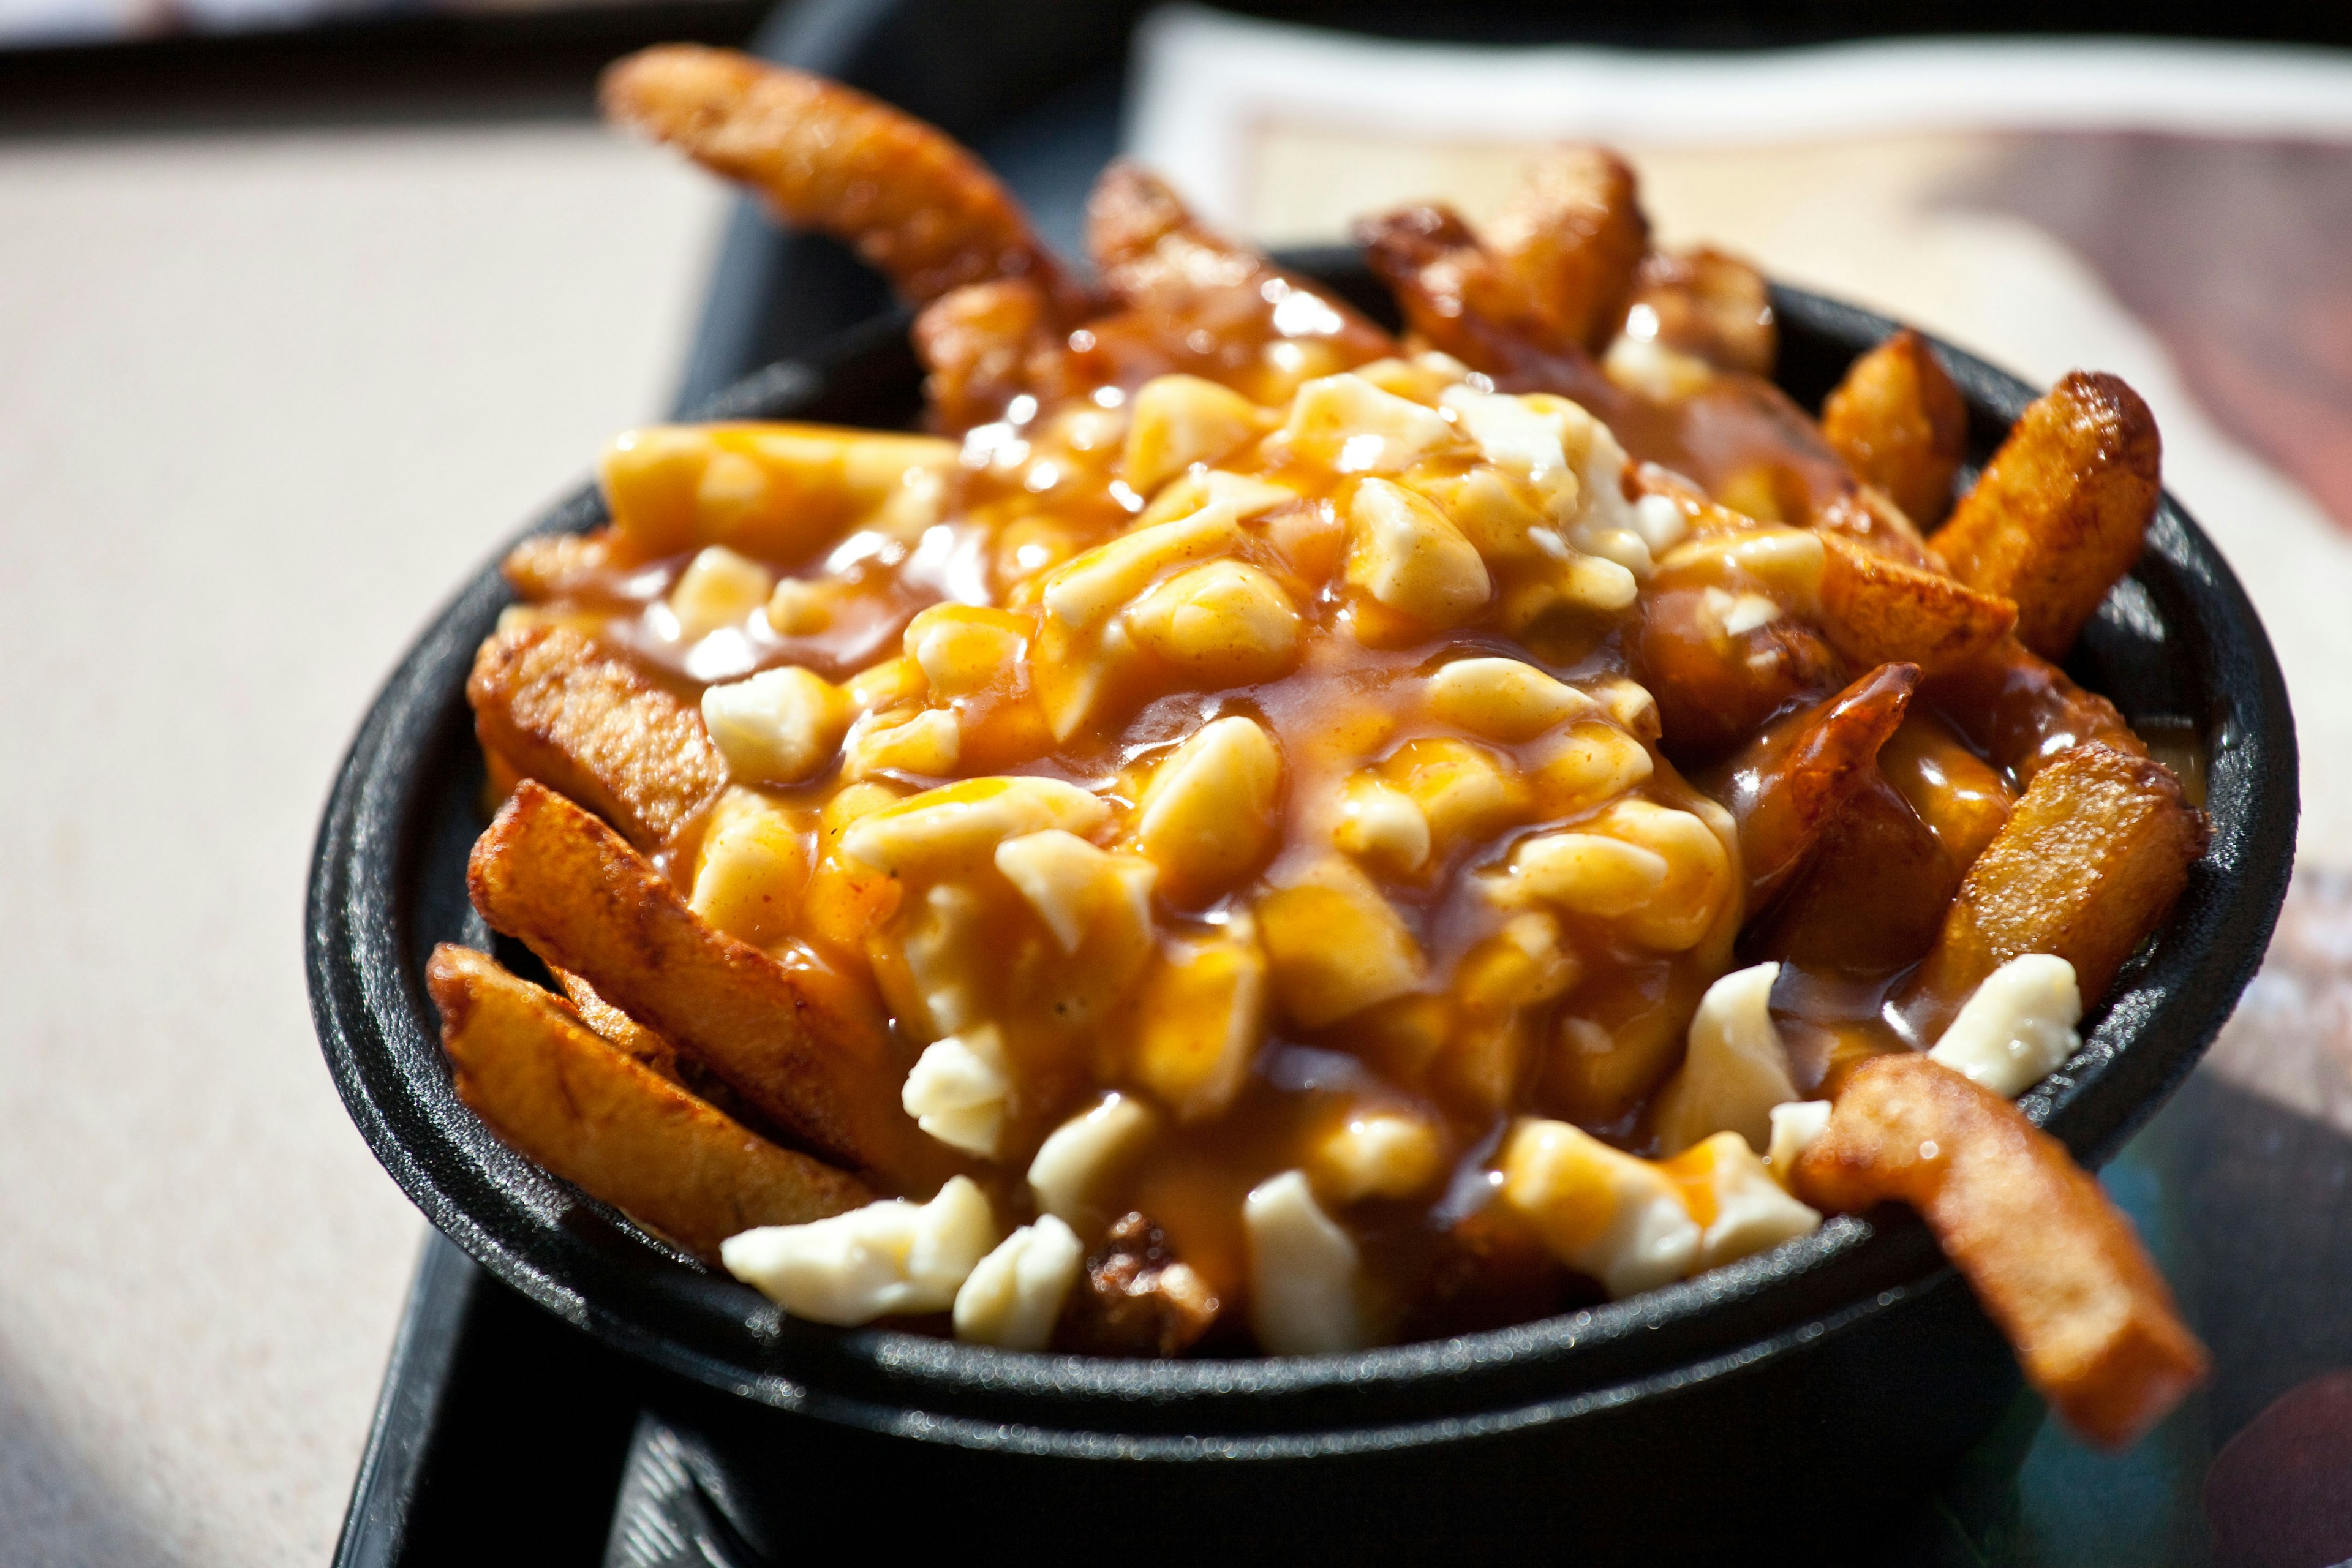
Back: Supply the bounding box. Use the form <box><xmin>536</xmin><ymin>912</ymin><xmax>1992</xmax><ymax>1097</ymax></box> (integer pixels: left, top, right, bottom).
<box><xmin>307</xmin><ymin>263</ymin><xmax>2296</xmax><ymax>1557</ymax></box>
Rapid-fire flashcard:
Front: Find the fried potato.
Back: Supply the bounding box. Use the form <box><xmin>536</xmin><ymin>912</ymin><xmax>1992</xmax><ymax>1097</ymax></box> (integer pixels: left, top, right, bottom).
<box><xmin>1635</xmin><ymin>587</ymin><xmax>1843</xmax><ymax>761</ymax></box>
<box><xmin>1932</xmin><ymin>372</ymin><xmax>2162</xmax><ymax>658</ymax></box>
<box><xmin>1909</xmin><ymin>742</ymin><xmax>2204</xmax><ymax>1023</ymax></box>
<box><xmin>428</xmin><ymin>944</ymin><xmax>870</xmax><ymax>1258</ymax></box>
<box><xmin>1807</xmin><ymin>483</ymin><xmax>1941</xmax><ymax>570</ymax></box>
<box><xmin>1353</xmin><ymin>205</ymin><xmax>1587</xmax><ymax>368</ymax></box>
<box><xmin>1484</xmin><ymin>146</ymin><xmax>1649</xmax><ymax>352</ymax></box>
<box><xmin>1751</xmin><ymin>778</ymin><xmax>1957</xmax><ymax>974</ymax></box>
<box><xmin>1817</xmin><ymin>533</ymin><xmax>2017</xmax><ymax>677</ymax></box>
<box><xmin>1793</xmin><ymin>1052</ymin><xmax>2207</xmax><ymax>1448</ymax></box>
<box><xmin>468</xmin><ymin>780</ymin><xmax>952</xmax><ymax>1186</ymax></box>
<box><xmin>913</xmin><ymin>277</ymin><xmax>1065</xmax><ymax>432</ymax></box>
<box><xmin>1705</xmin><ymin>662</ymin><xmax>1918</xmax><ymax>911</ymax></box>
<box><xmin>600</xmin><ymin>45</ymin><xmax>1089</xmax><ymax>317</ymax></box>
<box><xmin>1921</xmin><ymin>638</ymin><xmax>2144</xmax><ymax>786</ymax></box>
<box><xmin>467</xmin><ymin>624</ymin><xmax>726</xmax><ymax>852</ymax></box>
<box><xmin>502</xmin><ymin>532</ymin><xmax>620</xmax><ymax>605</ymax></box>
<box><xmin>1624</xmin><ymin>247</ymin><xmax>1776</xmax><ymax>377</ymax></box>
<box><xmin>1821</xmin><ymin>330</ymin><xmax>1969</xmax><ymax>527</ymax></box>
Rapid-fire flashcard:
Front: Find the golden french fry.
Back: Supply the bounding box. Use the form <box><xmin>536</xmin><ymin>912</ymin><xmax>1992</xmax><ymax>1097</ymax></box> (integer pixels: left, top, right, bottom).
<box><xmin>1624</xmin><ymin>247</ymin><xmax>1776</xmax><ymax>377</ymax></box>
<box><xmin>600</xmin><ymin>45</ymin><xmax>1088</xmax><ymax>317</ymax></box>
<box><xmin>1909</xmin><ymin>742</ymin><xmax>2204</xmax><ymax>1022</ymax></box>
<box><xmin>1821</xmin><ymin>330</ymin><xmax>1969</xmax><ymax>528</ymax></box>
<box><xmin>1817</xmin><ymin>532</ymin><xmax>2017</xmax><ymax>677</ymax></box>
<box><xmin>1352</xmin><ymin>205</ymin><xmax>1593</xmax><ymax>371</ymax></box>
<box><xmin>502</xmin><ymin>532</ymin><xmax>619</xmax><ymax>603</ymax></box>
<box><xmin>1751</xmin><ymin>778</ymin><xmax>1957</xmax><ymax>974</ymax></box>
<box><xmin>1932</xmin><ymin>372</ymin><xmax>2161</xmax><ymax>659</ymax></box>
<box><xmin>1793</xmin><ymin>1052</ymin><xmax>2208</xmax><ymax>1449</ymax></box>
<box><xmin>1921</xmin><ymin>638</ymin><xmax>2145</xmax><ymax>786</ymax></box>
<box><xmin>467</xmin><ymin>780</ymin><xmax>952</xmax><ymax>1186</ymax></box>
<box><xmin>1484</xmin><ymin>146</ymin><xmax>1649</xmax><ymax>352</ymax></box>
<box><xmin>428</xmin><ymin>944</ymin><xmax>870</xmax><ymax>1258</ymax></box>
<box><xmin>553</xmin><ymin>965</ymin><xmax>678</xmax><ymax>1078</ymax></box>
<box><xmin>912</xmin><ymin>277</ymin><xmax>1064</xmax><ymax>432</ymax></box>
<box><xmin>467</xmin><ymin>624</ymin><xmax>726</xmax><ymax>853</ymax></box>
<box><xmin>1704</xmin><ymin>662</ymin><xmax>1918</xmax><ymax>910</ymax></box>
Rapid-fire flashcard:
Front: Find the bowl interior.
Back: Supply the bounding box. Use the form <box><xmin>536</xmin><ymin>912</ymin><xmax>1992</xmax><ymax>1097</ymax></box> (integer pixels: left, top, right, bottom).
<box><xmin>306</xmin><ymin>263</ymin><xmax>2295</xmax><ymax>1446</ymax></box>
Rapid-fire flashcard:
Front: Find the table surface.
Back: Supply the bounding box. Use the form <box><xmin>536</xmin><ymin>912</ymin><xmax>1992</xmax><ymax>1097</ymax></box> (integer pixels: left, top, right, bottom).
<box><xmin>0</xmin><ymin>114</ymin><xmax>726</xmax><ymax>1566</ymax></box>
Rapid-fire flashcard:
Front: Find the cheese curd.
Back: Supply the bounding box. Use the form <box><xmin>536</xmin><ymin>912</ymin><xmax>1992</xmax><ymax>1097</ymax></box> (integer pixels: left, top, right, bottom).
<box><xmin>953</xmin><ymin>1216</ymin><xmax>1085</xmax><ymax>1351</ymax></box>
<box><xmin>722</xmin><ymin>1176</ymin><xmax>997</xmax><ymax>1325</ymax></box>
<box><xmin>1928</xmin><ymin>954</ymin><xmax>2083</xmax><ymax>1097</ymax></box>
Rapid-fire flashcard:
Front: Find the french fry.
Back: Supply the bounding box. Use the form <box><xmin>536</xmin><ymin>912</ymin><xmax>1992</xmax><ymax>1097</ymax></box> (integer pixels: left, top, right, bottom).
<box><xmin>1484</xmin><ymin>146</ymin><xmax>1649</xmax><ymax>352</ymax></box>
<box><xmin>553</xmin><ymin>965</ymin><xmax>680</xmax><ymax>1079</ymax></box>
<box><xmin>913</xmin><ymin>277</ymin><xmax>1065</xmax><ymax>432</ymax></box>
<box><xmin>1635</xmin><ymin>586</ymin><xmax>1843</xmax><ymax>760</ymax></box>
<box><xmin>1704</xmin><ymin>662</ymin><xmax>1918</xmax><ymax>910</ymax></box>
<box><xmin>1352</xmin><ymin>204</ymin><xmax>1595</xmax><ymax>373</ymax></box>
<box><xmin>1624</xmin><ymin>247</ymin><xmax>1776</xmax><ymax>377</ymax></box>
<box><xmin>1751</xmin><ymin>778</ymin><xmax>1958</xmax><ymax>974</ymax></box>
<box><xmin>1909</xmin><ymin>742</ymin><xmax>2204</xmax><ymax>1023</ymax></box>
<box><xmin>1083</xmin><ymin>164</ymin><xmax>1393</xmax><ymax>396</ymax></box>
<box><xmin>1793</xmin><ymin>1052</ymin><xmax>2208</xmax><ymax>1448</ymax></box>
<box><xmin>429</xmin><ymin>944</ymin><xmax>870</xmax><ymax>1257</ymax></box>
<box><xmin>467</xmin><ymin>624</ymin><xmax>726</xmax><ymax>852</ymax></box>
<box><xmin>600</xmin><ymin>45</ymin><xmax>1090</xmax><ymax>317</ymax></box>
<box><xmin>1932</xmin><ymin>372</ymin><xmax>2162</xmax><ymax>659</ymax></box>
<box><xmin>1821</xmin><ymin>330</ymin><xmax>1969</xmax><ymax>528</ymax></box>
<box><xmin>1816</xmin><ymin>533</ymin><xmax>2017</xmax><ymax>677</ymax></box>
<box><xmin>502</xmin><ymin>532</ymin><xmax>620</xmax><ymax>605</ymax></box>
<box><xmin>467</xmin><ymin>780</ymin><xmax>952</xmax><ymax>1186</ymax></box>
<box><xmin>1921</xmin><ymin>638</ymin><xmax>2144</xmax><ymax>786</ymax></box>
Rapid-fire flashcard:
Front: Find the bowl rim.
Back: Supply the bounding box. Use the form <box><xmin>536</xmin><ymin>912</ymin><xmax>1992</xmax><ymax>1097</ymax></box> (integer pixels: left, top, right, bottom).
<box><xmin>306</xmin><ymin>266</ymin><xmax>2296</xmax><ymax>1449</ymax></box>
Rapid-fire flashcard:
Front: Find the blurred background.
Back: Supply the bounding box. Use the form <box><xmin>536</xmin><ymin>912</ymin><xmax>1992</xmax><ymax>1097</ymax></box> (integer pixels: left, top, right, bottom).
<box><xmin>3</xmin><ymin>2</ymin><xmax>2351</xmax><ymax>1564</ymax></box>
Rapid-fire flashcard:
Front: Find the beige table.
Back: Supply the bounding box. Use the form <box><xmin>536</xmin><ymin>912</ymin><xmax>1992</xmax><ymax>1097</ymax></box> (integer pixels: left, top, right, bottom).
<box><xmin>0</xmin><ymin>119</ymin><xmax>724</xmax><ymax>1566</ymax></box>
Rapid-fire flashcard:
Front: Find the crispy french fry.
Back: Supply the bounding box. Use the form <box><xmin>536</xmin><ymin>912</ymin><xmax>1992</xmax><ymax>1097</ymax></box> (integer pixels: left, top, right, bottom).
<box><xmin>600</xmin><ymin>45</ymin><xmax>1088</xmax><ymax>317</ymax></box>
<box><xmin>1822</xmin><ymin>330</ymin><xmax>1969</xmax><ymax>528</ymax></box>
<box><xmin>467</xmin><ymin>624</ymin><xmax>726</xmax><ymax>852</ymax></box>
<box><xmin>1704</xmin><ymin>662</ymin><xmax>1918</xmax><ymax>910</ymax></box>
<box><xmin>1921</xmin><ymin>638</ymin><xmax>2144</xmax><ymax>785</ymax></box>
<box><xmin>467</xmin><ymin>780</ymin><xmax>952</xmax><ymax>1186</ymax></box>
<box><xmin>553</xmin><ymin>964</ymin><xmax>680</xmax><ymax>1079</ymax></box>
<box><xmin>1752</xmin><ymin>778</ymin><xmax>1958</xmax><ymax>973</ymax></box>
<box><xmin>1932</xmin><ymin>372</ymin><xmax>2162</xmax><ymax>659</ymax></box>
<box><xmin>1793</xmin><ymin>1052</ymin><xmax>2208</xmax><ymax>1448</ymax></box>
<box><xmin>1083</xmin><ymin>164</ymin><xmax>1393</xmax><ymax>396</ymax></box>
<box><xmin>598</xmin><ymin>422</ymin><xmax>958</xmax><ymax>567</ymax></box>
<box><xmin>1624</xmin><ymin>247</ymin><xmax>1776</xmax><ymax>377</ymax></box>
<box><xmin>502</xmin><ymin>532</ymin><xmax>619</xmax><ymax>604</ymax></box>
<box><xmin>429</xmin><ymin>944</ymin><xmax>870</xmax><ymax>1257</ymax></box>
<box><xmin>912</xmin><ymin>277</ymin><xmax>1063</xmax><ymax>432</ymax></box>
<box><xmin>1484</xmin><ymin>146</ymin><xmax>1649</xmax><ymax>352</ymax></box>
<box><xmin>1817</xmin><ymin>532</ymin><xmax>2018</xmax><ymax>677</ymax></box>
<box><xmin>1352</xmin><ymin>204</ymin><xmax>1592</xmax><ymax>369</ymax></box>
<box><xmin>1807</xmin><ymin>484</ymin><xmax>1942</xmax><ymax>570</ymax></box>
<box><xmin>1909</xmin><ymin>742</ymin><xmax>2204</xmax><ymax>1021</ymax></box>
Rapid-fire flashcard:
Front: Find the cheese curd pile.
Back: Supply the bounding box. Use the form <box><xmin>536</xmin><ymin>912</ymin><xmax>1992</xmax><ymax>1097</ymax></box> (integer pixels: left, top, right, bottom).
<box><xmin>499</xmin><ymin>344</ymin><xmax>2081</xmax><ymax>1355</ymax></box>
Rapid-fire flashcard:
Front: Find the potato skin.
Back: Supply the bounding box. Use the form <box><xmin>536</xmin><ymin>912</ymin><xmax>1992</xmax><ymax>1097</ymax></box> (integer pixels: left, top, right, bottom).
<box><xmin>1817</xmin><ymin>533</ymin><xmax>2016</xmax><ymax>677</ymax></box>
<box><xmin>1822</xmin><ymin>330</ymin><xmax>1968</xmax><ymax>527</ymax></box>
<box><xmin>467</xmin><ymin>624</ymin><xmax>726</xmax><ymax>853</ymax></box>
<box><xmin>428</xmin><ymin>943</ymin><xmax>870</xmax><ymax>1258</ymax></box>
<box><xmin>1932</xmin><ymin>371</ymin><xmax>2161</xmax><ymax>659</ymax></box>
<box><xmin>1793</xmin><ymin>1053</ymin><xmax>2207</xmax><ymax>1449</ymax></box>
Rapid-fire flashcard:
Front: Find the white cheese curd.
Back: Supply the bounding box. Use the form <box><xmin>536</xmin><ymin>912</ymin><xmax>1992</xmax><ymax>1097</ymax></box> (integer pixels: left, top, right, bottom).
<box><xmin>952</xmin><ymin>1216</ymin><xmax>1085</xmax><ymax>1351</ymax></box>
<box><xmin>900</xmin><ymin>1028</ymin><xmax>1011</xmax><ymax>1157</ymax></box>
<box><xmin>1499</xmin><ymin>1118</ymin><xmax>1702</xmax><ymax>1298</ymax></box>
<box><xmin>1928</xmin><ymin>954</ymin><xmax>2082</xmax><ymax>1097</ymax></box>
<box><xmin>721</xmin><ymin>1177</ymin><xmax>997</xmax><ymax>1326</ymax></box>
<box><xmin>1678</xmin><ymin>1133</ymin><xmax>1823</xmax><ymax>1270</ymax></box>
<box><xmin>1653</xmin><ymin>962</ymin><xmax>1800</xmax><ymax>1155</ymax></box>
<box><xmin>1765</xmin><ymin>1100</ymin><xmax>1833</xmax><ymax>1185</ymax></box>
<box><xmin>1028</xmin><ymin>1093</ymin><xmax>1159</xmax><ymax>1227</ymax></box>
<box><xmin>1243</xmin><ymin>1170</ymin><xmax>1369</xmax><ymax>1354</ymax></box>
